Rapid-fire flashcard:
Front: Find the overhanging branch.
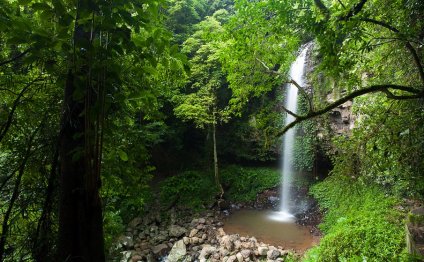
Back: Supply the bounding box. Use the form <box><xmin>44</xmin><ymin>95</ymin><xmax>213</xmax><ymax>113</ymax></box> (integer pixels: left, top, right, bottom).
<box><xmin>276</xmin><ymin>84</ymin><xmax>423</xmax><ymax>137</ymax></box>
<box><xmin>361</xmin><ymin>18</ymin><xmax>424</xmax><ymax>85</ymax></box>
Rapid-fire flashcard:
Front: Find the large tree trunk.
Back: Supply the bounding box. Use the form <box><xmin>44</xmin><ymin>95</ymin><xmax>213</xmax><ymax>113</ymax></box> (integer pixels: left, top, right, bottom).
<box><xmin>57</xmin><ymin>72</ymin><xmax>105</xmax><ymax>262</ymax></box>
<box><xmin>212</xmin><ymin>113</ymin><xmax>224</xmax><ymax>199</ymax></box>
<box><xmin>57</xmin><ymin>2</ymin><xmax>105</xmax><ymax>260</ymax></box>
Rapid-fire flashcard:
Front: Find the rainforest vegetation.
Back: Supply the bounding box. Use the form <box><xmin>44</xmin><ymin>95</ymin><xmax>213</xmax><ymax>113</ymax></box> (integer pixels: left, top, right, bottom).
<box><xmin>0</xmin><ymin>0</ymin><xmax>423</xmax><ymax>261</ymax></box>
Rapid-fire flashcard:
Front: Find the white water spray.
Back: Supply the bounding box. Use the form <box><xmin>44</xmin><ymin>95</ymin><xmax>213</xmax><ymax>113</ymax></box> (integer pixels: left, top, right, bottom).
<box><xmin>270</xmin><ymin>44</ymin><xmax>310</xmax><ymax>222</ymax></box>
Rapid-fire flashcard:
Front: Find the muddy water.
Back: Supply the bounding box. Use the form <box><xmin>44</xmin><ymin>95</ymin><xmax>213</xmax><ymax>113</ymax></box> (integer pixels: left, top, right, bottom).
<box><xmin>223</xmin><ymin>210</ymin><xmax>319</xmax><ymax>252</ymax></box>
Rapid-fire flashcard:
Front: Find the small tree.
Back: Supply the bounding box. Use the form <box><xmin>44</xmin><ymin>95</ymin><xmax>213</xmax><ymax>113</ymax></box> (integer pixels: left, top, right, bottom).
<box><xmin>174</xmin><ymin>12</ymin><xmax>231</xmax><ymax>198</ymax></box>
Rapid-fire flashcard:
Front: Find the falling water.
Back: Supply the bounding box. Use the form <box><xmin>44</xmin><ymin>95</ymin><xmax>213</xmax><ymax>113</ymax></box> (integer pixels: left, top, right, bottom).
<box><xmin>273</xmin><ymin>44</ymin><xmax>310</xmax><ymax>221</ymax></box>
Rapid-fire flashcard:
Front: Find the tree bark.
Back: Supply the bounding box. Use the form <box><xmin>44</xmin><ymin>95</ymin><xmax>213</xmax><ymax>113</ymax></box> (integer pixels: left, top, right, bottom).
<box><xmin>212</xmin><ymin>112</ymin><xmax>224</xmax><ymax>199</ymax></box>
<box><xmin>57</xmin><ymin>1</ymin><xmax>105</xmax><ymax>260</ymax></box>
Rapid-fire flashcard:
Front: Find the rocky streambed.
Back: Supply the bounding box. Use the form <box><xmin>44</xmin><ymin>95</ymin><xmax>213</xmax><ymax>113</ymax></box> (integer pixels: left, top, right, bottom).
<box><xmin>112</xmin><ymin>188</ymin><xmax>321</xmax><ymax>262</ymax></box>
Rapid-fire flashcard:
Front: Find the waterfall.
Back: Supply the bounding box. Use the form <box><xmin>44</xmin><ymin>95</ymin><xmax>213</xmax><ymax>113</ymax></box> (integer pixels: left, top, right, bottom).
<box><xmin>273</xmin><ymin>44</ymin><xmax>310</xmax><ymax>222</ymax></box>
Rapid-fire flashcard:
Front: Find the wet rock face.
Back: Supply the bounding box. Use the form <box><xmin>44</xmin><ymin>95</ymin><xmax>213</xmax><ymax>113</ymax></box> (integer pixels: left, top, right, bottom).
<box><xmin>113</xmin><ymin>210</ymin><xmax>297</xmax><ymax>262</ymax></box>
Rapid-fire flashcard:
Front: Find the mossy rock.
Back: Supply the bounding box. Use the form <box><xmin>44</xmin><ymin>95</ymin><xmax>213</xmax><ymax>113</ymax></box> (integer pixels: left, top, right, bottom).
<box><xmin>408</xmin><ymin>207</ymin><xmax>424</xmax><ymax>226</ymax></box>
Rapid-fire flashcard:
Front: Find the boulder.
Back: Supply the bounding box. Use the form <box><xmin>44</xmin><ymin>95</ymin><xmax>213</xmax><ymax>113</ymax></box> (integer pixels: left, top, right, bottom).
<box><xmin>117</xmin><ymin>235</ymin><xmax>134</xmax><ymax>249</ymax></box>
<box><xmin>236</xmin><ymin>252</ymin><xmax>243</xmax><ymax>262</ymax></box>
<box><xmin>220</xmin><ymin>235</ymin><xmax>234</xmax><ymax>251</ymax></box>
<box><xmin>199</xmin><ymin>245</ymin><xmax>216</xmax><ymax>260</ymax></box>
<box><xmin>169</xmin><ymin>225</ymin><xmax>187</xmax><ymax>238</ymax></box>
<box><xmin>267</xmin><ymin>249</ymin><xmax>280</xmax><ymax>260</ymax></box>
<box><xmin>183</xmin><ymin>237</ymin><xmax>190</xmax><ymax>245</ymax></box>
<box><xmin>258</xmin><ymin>246</ymin><xmax>269</xmax><ymax>256</ymax></box>
<box><xmin>128</xmin><ymin>217</ymin><xmax>143</xmax><ymax>228</ymax></box>
<box><xmin>217</xmin><ymin>228</ymin><xmax>226</xmax><ymax>237</ymax></box>
<box><xmin>152</xmin><ymin>243</ymin><xmax>169</xmax><ymax>256</ymax></box>
<box><xmin>189</xmin><ymin>229</ymin><xmax>198</xmax><ymax>238</ymax></box>
<box><xmin>240</xmin><ymin>249</ymin><xmax>251</xmax><ymax>258</ymax></box>
<box><xmin>167</xmin><ymin>240</ymin><xmax>187</xmax><ymax>262</ymax></box>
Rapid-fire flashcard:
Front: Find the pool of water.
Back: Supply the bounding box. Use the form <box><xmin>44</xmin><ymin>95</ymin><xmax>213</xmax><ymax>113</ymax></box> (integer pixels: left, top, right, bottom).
<box><xmin>223</xmin><ymin>209</ymin><xmax>319</xmax><ymax>252</ymax></box>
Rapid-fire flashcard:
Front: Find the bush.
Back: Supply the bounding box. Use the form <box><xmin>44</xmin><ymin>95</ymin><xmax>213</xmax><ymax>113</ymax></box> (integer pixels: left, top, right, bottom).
<box><xmin>221</xmin><ymin>165</ymin><xmax>280</xmax><ymax>202</ymax></box>
<box><xmin>304</xmin><ymin>175</ymin><xmax>409</xmax><ymax>261</ymax></box>
<box><xmin>159</xmin><ymin>170</ymin><xmax>218</xmax><ymax>210</ymax></box>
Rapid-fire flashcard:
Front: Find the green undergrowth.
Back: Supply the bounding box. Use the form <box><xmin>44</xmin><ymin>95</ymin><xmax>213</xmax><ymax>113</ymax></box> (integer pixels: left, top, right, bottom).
<box><xmin>159</xmin><ymin>170</ymin><xmax>218</xmax><ymax>210</ymax></box>
<box><xmin>303</xmin><ymin>174</ymin><xmax>409</xmax><ymax>261</ymax></box>
<box><xmin>159</xmin><ymin>165</ymin><xmax>281</xmax><ymax>209</ymax></box>
<box><xmin>221</xmin><ymin>165</ymin><xmax>280</xmax><ymax>202</ymax></box>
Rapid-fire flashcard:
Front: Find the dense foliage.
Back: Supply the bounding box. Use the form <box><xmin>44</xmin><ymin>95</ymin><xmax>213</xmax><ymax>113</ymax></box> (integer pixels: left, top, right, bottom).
<box><xmin>1</xmin><ymin>0</ymin><xmax>423</xmax><ymax>260</ymax></box>
<box><xmin>305</xmin><ymin>174</ymin><xmax>407</xmax><ymax>261</ymax></box>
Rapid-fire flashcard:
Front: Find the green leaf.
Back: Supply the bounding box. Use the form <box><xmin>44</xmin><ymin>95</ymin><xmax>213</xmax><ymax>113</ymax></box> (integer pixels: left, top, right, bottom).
<box><xmin>118</xmin><ymin>149</ymin><xmax>128</xmax><ymax>161</ymax></box>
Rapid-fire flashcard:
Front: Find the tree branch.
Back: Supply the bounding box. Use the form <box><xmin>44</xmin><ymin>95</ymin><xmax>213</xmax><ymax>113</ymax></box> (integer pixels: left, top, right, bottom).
<box><xmin>313</xmin><ymin>0</ymin><xmax>330</xmax><ymax>18</ymax></box>
<box><xmin>287</xmin><ymin>79</ymin><xmax>314</xmax><ymax>112</ymax></box>
<box><xmin>0</xmin><ymin>49</ymin><xmax>31</xmax><ymax>67</ymax></box>
<box><xmin>275</xmin><ymin>84</ymin><xmax>423</xmax><ymax>137</ymax></box>
<box><xmin>340</xmin><ymin>0</ymin><xmax>368</xmax><ymax>21</ymax></box>
<box><xmin>337</xmin><ymin>0</ymin><xmax>346</xmax><ymax>8</ymax></box>
<box><xmin>361</xmin><ymin>18</ymin><xmax>424</xmax><ymax>85</ymax></box>
<box><xmin>281</xmin><ymin>104</ymin><xmax>301</xmax><ymax>118</ymax></box>
<box><xmin>0</xmin><ymin>77</ymin><xmax>42</xmax><ymax>143</ymax></box>
<box><xmin>255</xmin><ymin>58</ymin><xmax>314</xmax><ymax>112</ymax></box>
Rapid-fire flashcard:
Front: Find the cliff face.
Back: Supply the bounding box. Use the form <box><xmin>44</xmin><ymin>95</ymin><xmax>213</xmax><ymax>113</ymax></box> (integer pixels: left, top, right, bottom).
<box><xmin>304</xmin><ymin>42</ymin><xmax>355</xmax><ymax>137</ymax></box>
<box><xmin>326</xmin><ymin>94</ymin><xmax>355</xmax><ymax>135</ymax></box>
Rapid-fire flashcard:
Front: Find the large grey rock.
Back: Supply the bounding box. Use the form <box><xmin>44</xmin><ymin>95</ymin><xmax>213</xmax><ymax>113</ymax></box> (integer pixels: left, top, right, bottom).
<box><xmin>152</xmin><ymin>243</ymin><xmax>169</xmax><ymax>256</ymax></box>
<box><xmin>117</xmin><ymin>235</ymin><xmax>134</xmax><ymax>249</ymax></box>
<box><xmin>258</xmin><ymin>246</ymin><xmax>269</xmax><ymax>256</ymax></box>
<box><xmin>240</xmin><ymin>249</ymin><xmax>251</xmax><ymax>258</ymax></box>
<box><xmin>169</xmin><ymin>225</ymin><xmax>187</xmax><ymax>238</ymax></box>
<box><xmin>167</xmin><ymin>240</ymin><xmax>187</xmax><ymax>262</ymax></box>
<box><xmin>128</xmin><ymin>217</ymin><xmax>143</xmax><ymax>228</ymax></box>
<box><xmin>267</xmin><ymin>249</ymin><xmax>280</xmax><ymax>260</ymax></box>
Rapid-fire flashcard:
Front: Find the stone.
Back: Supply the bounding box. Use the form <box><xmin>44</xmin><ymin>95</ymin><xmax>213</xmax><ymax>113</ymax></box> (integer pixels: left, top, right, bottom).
<box><xmin>217</xmin><ymin>228</ymin><xmax>226</xmax><ymax>236</ymax></box>
<box><xmin>234</xmin><ymin>240</ymin><xmax>242</xmax><ymax>250</ymax></box>
<box><xmin>236</xmin><ymin>252</ymin><xmax>243</xmax><ymax>262</ymax></box>
<box><xmin>167</xmin><ymin>240</ymin><xmax>187</xmax><ymax>262</ymax></box>
<box><xmin>189</xmin><ymin>229</ymin><xmax>198</xmax><ymax>237</ymax></box>
<box><xmin>198</xmin><ymin>218</ymin><xmax>206</xmax><ymax>224</ymax></box>
<box><xmin>201</xmin><ymin>233</ymin><xmax>207</xmax><ymax>240</ymax></box>
<box><xmin>220</xmin><ymin>235</ymin><xmax>234</xmax><ymax>251</ymax></box>
<box><xmin>199</xmin><ymin>245</ymin><xmax>216</xmax><ymax>260</ymax></box>
<box><xmin>169</xmin><ymin>225</ymin><xmax>187</xmax><ymax>238</ymax></box>
<box><xmin>183</xmin><ymin>237</ymin><xmax>190</xmax><ymax>245</ymax></box>
<box><xmin>196</xmin><ymin>224</ymin><xmax>204</xmax><ymax>230</ymax></box>
<box><xmin>258</xmin><ymin>246</ymin><xmax>269</xmax><ymax>256</ymax></box>
<box><xmin>120</xmin><ymin>251</ymin><xmax>132</xmax><ymax>262</ymax></box>
<box><xmin>128</xmin><ymin>217</ymin><xmax>143</xmax><ymax>228</ymax></box>
<box><xmin>240</xmin><ymin>249</ymin><xmax>251</xmax><ymax>258</ymax></box>
<box><xmin>190</xmin><ymin>237</ymin><xmax>199</xmax><ymax>244</ymax></box>
<box><xmin>152</xmin><ymin>243</ymin><xmax>169</xmax><ymax>256</ymax></box>
<box><xmin>219</xmin><ymin>247</ymin><xmax>230</xmax><ymax>257</ymax></box>
<box><xmin>117</xmin><ymin>235</ymin><xmax>134</xmax><ymax>249</ymax></box>
<box><xmin>227</xmin><ymin>255</ymin><xmax>237</xmax><ymax>262</ymax></box>
<box><xmin>267</xmin><ymin>249</ymin><xmax>280</xmax><ymax>260</ymax></box>
<box><xmin>131</xmin><ymin>254</ymin><xmax>142</xmax><ymax>262</ymax></box>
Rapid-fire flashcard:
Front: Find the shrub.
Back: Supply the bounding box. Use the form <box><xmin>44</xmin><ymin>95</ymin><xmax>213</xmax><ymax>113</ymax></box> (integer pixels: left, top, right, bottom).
<box><xmin>221</xmin><ymin>165</ymin><xmax>280</xmax><ymax>202</ymax></box>
<box><xmin>159</xmin><ymin>170</ymin><xmax>218</xmax><ymax>210</ymax></box>
<box><xmin>304</xmin><ymin>175</ymin><xmax>409</xmax><ymax>261</ymax></box>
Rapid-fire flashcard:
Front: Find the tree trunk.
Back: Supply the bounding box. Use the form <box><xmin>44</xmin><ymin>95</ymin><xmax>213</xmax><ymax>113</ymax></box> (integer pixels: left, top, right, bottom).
<box><xmin>212</xmin><ymin>113</ymin><xmax>224</xmax><ymax>199</ymax></box>
<box><xmin>57</xmin><ymin>2</ymin><xmax>105</xmax><ymax>260</ymax></box>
